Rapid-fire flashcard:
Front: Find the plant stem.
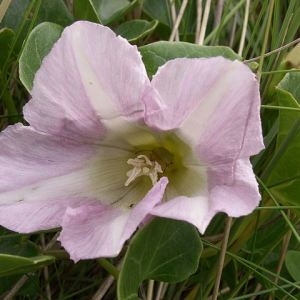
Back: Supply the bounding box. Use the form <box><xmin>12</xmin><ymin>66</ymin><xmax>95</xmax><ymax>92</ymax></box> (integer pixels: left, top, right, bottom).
<box><xmin>238</xmin><ymin>0</ymin><xmax>250</xmax><ymax>56</ymax></box>
<box><xmin>257</xmin><ymin>0</ymin><xmax>275</xmax><ymax>79</ymax></box>
<box><xmin>98</xmin><ymin>258</ymin><xmax>119</xmax><ymax>279</ymax></box>
<box><xmin>211</xmin><ymin>217</ymin><xmax>233</xmax><ymax>300</ymax></box>
<box><xmin>198</xmin><ymin>0</ymin><xmax>212</xmax><ymax>45</ymax></box>
<box><xmin>169</xmin><ymin>0</ymin><xmax>188</xmax><ymax>42</ymax></box>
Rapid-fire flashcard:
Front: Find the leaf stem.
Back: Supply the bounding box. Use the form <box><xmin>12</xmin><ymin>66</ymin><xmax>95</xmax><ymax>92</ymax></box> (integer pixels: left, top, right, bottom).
<box><xmin>98</xmin><ymin>258</ymin><xmax>119</xmax><ymax>279</ymax></box>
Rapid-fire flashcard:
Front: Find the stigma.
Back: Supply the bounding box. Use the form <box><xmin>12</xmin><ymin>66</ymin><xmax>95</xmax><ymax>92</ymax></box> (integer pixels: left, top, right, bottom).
<box><xmin>125</xmin><ymin>154</ymin><xmax>163</xmax><ymax>187</ymax></box>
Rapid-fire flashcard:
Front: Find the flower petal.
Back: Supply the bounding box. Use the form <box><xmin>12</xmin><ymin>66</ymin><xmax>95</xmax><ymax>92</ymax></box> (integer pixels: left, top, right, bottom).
<box><xmin>0</xmin><ymin>124</ymin><xmax>97</xmax><ymax>195</ymax></box>
<box><xmin>144</xmin><ymin>57</ymin><xmax>264</xmax><ymax>165</ymax></box>
<box><xmin>24</xmin><ymin>21</ymin><xmax>150</xmax><ymax>141</ymax></box>
<box><xmin>0</xmin><ymin>198</ymin><xmax>93</xmax><ymax>233</ymax></box>
<box><xmin>0</xmin><ymin>124</ymin><xmax>140</xmax><ymax>214</ymax></box>
<box><xmin>151</xmin><ymin>160</ymin><xmax>260</xmax><ymax>234</ymax></box>
<box><xmin>208</xmin><ymin>158</ymin><xmax>260</xmax><ymax>219</ymax></box>
<box><xmin>151</xmin><ymin>194</ymin><xmax>209</xmax><ymax>233</ymax></box>
<box><xmin>59</xmin><ymin>178</ymin><xmax>168</xmax><ymax>261</ymax></box>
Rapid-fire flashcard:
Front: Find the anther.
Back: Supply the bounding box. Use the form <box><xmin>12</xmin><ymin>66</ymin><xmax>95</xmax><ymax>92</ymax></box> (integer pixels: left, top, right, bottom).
<box><xmin>125</xmin><ymin>155</ymin><xmax>163</xmax><ymax>187</ymax></box>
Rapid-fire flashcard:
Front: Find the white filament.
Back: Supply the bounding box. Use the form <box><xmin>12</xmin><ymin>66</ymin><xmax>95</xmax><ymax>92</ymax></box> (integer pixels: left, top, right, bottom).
<box><xmin>125</xmin><ymin>155</ymin><xmax>163</xmax><ymax>187</ymax></box>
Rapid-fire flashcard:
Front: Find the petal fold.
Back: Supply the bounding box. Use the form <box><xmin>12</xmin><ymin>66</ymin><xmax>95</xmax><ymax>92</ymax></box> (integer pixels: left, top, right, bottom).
<box><xmin>144</xmin><ymin>57</ymin><xmax>264</xmax><ymax>166</ymax></box>
<box><xmin>59</xmin><ymin>178</ymin><xmax>168</xmax><ymax>261</ymax></box>
<box><xmin>151</xmin><ymin>193</ymin><xmax>209</xmax><ymax>233</ymax></box>
<box><xmin>0</xmin><ymin>198</ymin><xmax>92</xmax><ymax>233</ymax></box>
<box><xmin>208</xmin><ymin>158</ymin><xmax>260</xmax><ymax>219</ymax></box>
<box><xmin>24</xmin><ymin>21</ymin><xmax>150</xmax><ymax>141</ymax></box>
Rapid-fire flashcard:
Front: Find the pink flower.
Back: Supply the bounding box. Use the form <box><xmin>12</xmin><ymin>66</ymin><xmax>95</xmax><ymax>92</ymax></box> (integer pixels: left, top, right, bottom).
<box><xmin>0</xmin><ymin>21</ymin><xmax>264</xmax><ymax>261</ymax></box>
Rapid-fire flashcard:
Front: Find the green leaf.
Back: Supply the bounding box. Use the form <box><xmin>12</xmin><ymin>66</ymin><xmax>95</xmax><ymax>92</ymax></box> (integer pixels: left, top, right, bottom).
<box><xmin>277</xmin><ymin>71</ymin><xmax>300</xmax><ymax>101</ymax></box>
<box><xmin>0</xmin><ymin>28</ymin><xmax>15</xmax><ymax>68</ymax></box>
<box><xmin>142</xmin><ymin>0</ymin><xmax>197</xmax><ymax>36</ymax></box>
<box><xmin>0</xmin><ymin>0</ymin><xmax>30</xmax><ymax>30</ymax></box>
<box><xmin>118</xmin><ymin>218</ymin><xmax>202</xmax><ymax>300</ymax></box>
<box><xmin>143</xmin><ymin>0</ymin><xmax>172</xmax><ymax>27</ymax></box>
<box><xmin>0</xmin><ymin>235</ymin><xmax>55</xmax><ymax>278</ymax></box>
<box><xmin>1</xmin><ymin>0</ymin><xmax>72</xmax><ymax>29</ymax></box>
<box><xmin>267</xmin><ymin>72</ymin><xmax>300</xmax><ymax>208</ymax></box>
<box><xmin>285</xmin><ymin>250</ymin><xmax>300</xmax><ymax>281</ymax></box>
<box><xmin>139</xmin><ymin>42</ymin><xmax>240</xmax><ymax>77</ymax></box>
<box><xmin>19</xmin><ymin>22</ymin><xmax>63</xmax><ymax>92</ymax></box>
<box><xmin>0</xmin><ymin>254</ymin><xmax>55</xmax><ymax>277</ymax></box>
<box><xmin>37</xmin><ymin>0</ymin><xmax>73</xmax><ymax>27</ymax></box>
<box><xmin>0</xmin><ymin>235</ymin><xmax>39</xmax><ymax>257</ymax></box>
<box><xmin>74</xmin><ymin>0</ymin><xmax>138</xmax><ymax>25</ymax></box>
<box><xmin>73</xmin><ymin>0</ymin><xmax>101</xmax><ymax>23</ymax></box>
<box><xmin>116</xmin><ymin>20</ymin><xmax>158</xmax><ymax>42</ymax></box>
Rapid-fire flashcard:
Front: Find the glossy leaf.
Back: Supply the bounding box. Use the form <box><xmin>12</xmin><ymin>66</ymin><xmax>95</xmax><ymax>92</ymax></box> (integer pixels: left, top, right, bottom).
<box><xmin>285</xmin><ymin>250</ymin><xmax>300</xmax><ymax>281</ymax></box>
<box><xmin>139</xmin><ymin>41</ymin><xmax>240</xmax><ymax>77</ymax></box>
<box><xmin>116</xmin><ymin>19</ymin><xmax>158</xmax><ymax>42</ymax></box>
<box><xmin>118</xmin><ymin>218</ymin><xmax>202</xmax><ymax>300</ymax></box>
<box><xmin>19</xmin><ymin>22</ymin><xmax>63</xmax><ymax>92</ymax></box>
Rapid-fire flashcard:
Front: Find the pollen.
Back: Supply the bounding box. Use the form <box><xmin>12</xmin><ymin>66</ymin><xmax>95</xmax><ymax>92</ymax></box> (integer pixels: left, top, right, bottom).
<box><xmin>124</xmin><ymin>154</ymin><xmax>163</xmax><ymax>187</ymax></box>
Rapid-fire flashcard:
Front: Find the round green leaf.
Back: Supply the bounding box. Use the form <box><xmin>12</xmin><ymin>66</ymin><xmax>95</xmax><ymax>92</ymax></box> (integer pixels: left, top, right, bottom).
<box><xmin>139</xmin><ymin>41</ymin><xmax>240</xmax><ymax>77</ymax></box>
<box><xmin>116</xmin><ymin>20</ymin><xmax>158</xmax><ymax>42</ymax></box>
<box><xmin>285</xmin><ymin>250</ymin><xmax>300</xmax><ymax>281</ymax></box>
<box><xmin>19</xmin><ymin>22</ymin><xmax>63</xmax><ymax>92</ymax></box>
<box><xmin>117</xmin><ymin>217</ymin><xmax>202</xmax><ymax>300</ymax></box>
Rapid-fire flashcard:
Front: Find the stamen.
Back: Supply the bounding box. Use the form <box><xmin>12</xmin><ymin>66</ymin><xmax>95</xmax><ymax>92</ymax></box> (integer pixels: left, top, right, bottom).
<box><xmin>125</xmin><ymin>154</ymin><xmax>163</xmax><ymax>187</ymax></box>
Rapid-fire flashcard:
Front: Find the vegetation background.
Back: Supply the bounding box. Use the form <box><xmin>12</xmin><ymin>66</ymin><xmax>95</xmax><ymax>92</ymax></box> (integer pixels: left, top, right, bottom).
<box><xmin>0</xmin><ymin>0</ymin><xmax>300</xmax><ymax>299</ymax></box>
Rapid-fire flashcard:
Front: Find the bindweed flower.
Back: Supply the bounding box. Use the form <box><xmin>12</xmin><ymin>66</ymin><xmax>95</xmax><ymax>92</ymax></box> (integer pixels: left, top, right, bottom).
<box><xmin>0</xmin><ymin>21</ymin><xmax>264</xmax><ymax>261</ymax></box>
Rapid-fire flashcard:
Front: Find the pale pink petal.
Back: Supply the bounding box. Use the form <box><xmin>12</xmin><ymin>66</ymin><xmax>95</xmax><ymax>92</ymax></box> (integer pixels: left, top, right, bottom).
<box><xmin>0</xmin><ymin>124</ymin><xmax>97</xmax><ymax>194</ymax></box>
<box><xmin>208</xmin><ymin>158</ymin><xmax>260</xmax><ymax>219</ymax></box>
<box><xmin>144</xmin><ymin>57</ymin><xmax>264</xmax><ymax>166</ymax></box>
<box><xmin>151</xmin><ymin>193</ymin><xmax>209</xmax><ymax>233</ymax></box>
<box><xmin>0</xmin><ymin>198</ymin><xmax>95</xmax><ymax>233</ymax></box>
<box><xmin>152</xmin><ymin>160</ymin><xmax>260</xmax><ymax>233</ymax></box>
<box><xmin>24</xmin><ymin>21</ymin><xmax>150</xmax><ymax>141</ymax></box>
<box><xmin>59</xmin><ymin>178</ymin><xmax>168</xmax><ymax>261</ymax></box>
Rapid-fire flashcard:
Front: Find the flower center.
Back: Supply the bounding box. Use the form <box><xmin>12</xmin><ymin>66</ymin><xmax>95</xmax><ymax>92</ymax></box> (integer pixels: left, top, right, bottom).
<box><xmin>125</xmin><ymin>154</ymin><xmax>163</xmax><ymax>187</ymax></box>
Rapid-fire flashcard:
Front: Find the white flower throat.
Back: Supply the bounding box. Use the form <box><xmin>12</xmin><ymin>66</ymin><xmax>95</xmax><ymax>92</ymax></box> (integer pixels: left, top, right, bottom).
<box><xmin>125</xmin><ymin>154</ymin><xmax>163</xmax><ymax>187</ymax></box>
